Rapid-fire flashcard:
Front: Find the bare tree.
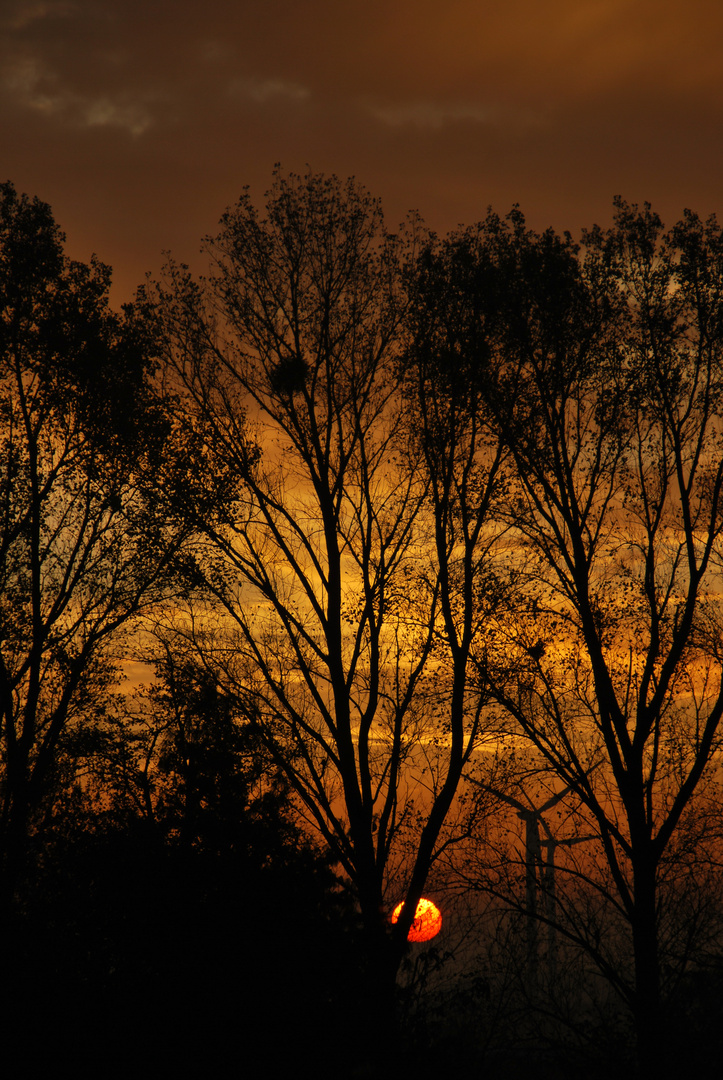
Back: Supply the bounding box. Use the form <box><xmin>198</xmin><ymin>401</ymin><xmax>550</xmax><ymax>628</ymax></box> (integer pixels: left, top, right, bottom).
<box><xmin>151</xmin><ymin>172</ymin><xmax>505</xmax><ymax>1052</ymax></box>
<box><xmin>400</xmin><ymin>231</ymin><xmax>521</xmax><ymax>917</ymax></box>
<box><xmin>411</xmin><ymin>202</ymin><xmax>723</xmax><ymax>1075</ymax></box>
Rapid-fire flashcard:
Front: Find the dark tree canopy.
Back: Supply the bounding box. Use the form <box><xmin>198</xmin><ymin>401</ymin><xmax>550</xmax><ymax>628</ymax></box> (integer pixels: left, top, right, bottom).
<box><xmin>0</xmin><ymin>182</ymin><xmax>188</xmax><ymax>891</ymax></box>
<box><xmin>146</xmin><ymin>172</ymin><xmax>509</xmax><ymax>1078</ymax></box>
<box><xmin>3</xmin><ymin>174</ymin><xmax>723</xmax><ymax>1078</ymax></box>
<box><xmin>408</xmin><ymin>199</ymin><xmax>723</xmax><ymax>1076</ymax></box>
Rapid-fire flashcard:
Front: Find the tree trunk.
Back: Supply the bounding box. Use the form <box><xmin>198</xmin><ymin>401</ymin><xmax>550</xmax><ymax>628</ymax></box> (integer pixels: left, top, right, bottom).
<box><xmin>632</xmin><ymin>856</ymin><xmax>662</xmax><ymax>1080</ymax></box>
<box><xmin>0</xmin><ymin>760</ymin><xmax>31</xmax><ymax>911</ymax></box>
<box><xmin>357</xmin><ymin>911</ymin><xmax>403</xmax><ymax>1077</ymax></box>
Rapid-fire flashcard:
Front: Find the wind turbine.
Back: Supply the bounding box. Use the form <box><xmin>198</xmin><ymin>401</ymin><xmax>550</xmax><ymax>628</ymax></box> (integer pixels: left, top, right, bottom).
<box><xmin>467</xmin><ymin>774</ymin><xmax>595</xmax><ymax>993</ymax></box>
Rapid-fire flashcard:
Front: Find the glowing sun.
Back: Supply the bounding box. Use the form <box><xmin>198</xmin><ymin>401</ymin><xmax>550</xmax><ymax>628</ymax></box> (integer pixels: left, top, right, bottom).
<box><xmin>391</xmin><ymin>897</ymin><xmax>442</xmax><ymax>942</ymax></box>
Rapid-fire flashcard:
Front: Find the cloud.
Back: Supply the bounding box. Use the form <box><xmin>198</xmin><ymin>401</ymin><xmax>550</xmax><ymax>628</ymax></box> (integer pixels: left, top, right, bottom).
<box><xmin>366</xmin><ymin>98</ymin><xmax>543</xmax><ymax>131</ymax></box>
<box><xmin>2</xmin><ymin>1</ymin><xmax>78</xmax><ymax>32</ymax></box>
<box><xmin>81</xmin><ymin>96</ymin><xmax>153</xmax><ymax>136</ymax></box>
<box><xmin>229</xmin><ymin>77</ymin><xmax>311</xmax><ymax>105</ymax></box>
<box><xmin>2</xmin><ymin>54</ymin><xmax>153</xmax><ymax>135</ymax></box>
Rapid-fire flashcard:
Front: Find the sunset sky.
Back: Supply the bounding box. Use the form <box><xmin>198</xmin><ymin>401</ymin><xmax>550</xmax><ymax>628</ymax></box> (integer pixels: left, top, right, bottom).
<box><xmin>3</xmin><ymin>0</ymin><xmax>723</xmax><ymax>305</ymax></box>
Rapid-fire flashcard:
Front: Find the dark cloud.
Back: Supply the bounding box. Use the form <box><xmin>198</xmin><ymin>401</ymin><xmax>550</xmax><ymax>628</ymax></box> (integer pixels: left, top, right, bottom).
<box><xmin>3</xmin><ymin>0</ymin><xmax>723</xmax><ymax>303</ymax></box>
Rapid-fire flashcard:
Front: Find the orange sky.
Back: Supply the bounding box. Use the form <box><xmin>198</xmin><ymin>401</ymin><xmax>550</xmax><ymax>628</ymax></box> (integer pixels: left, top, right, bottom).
<box><xmin>3</xmin><ymin>0</ymin><xmax>723</xmax><ymax>306</ymax></box>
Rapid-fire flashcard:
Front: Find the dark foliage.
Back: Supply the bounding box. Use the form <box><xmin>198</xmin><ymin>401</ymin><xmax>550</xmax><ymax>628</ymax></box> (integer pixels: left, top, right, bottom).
<box><xmin>1</xmin><ymin>657</ymin><xmax>362</xmax><ymax>1075</ymax></box>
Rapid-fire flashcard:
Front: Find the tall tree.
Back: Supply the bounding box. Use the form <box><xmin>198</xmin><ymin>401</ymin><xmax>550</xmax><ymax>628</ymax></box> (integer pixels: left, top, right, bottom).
<box><xmin>0</xmin><ymin>182</ymin><xmax>188</xmax><ymax>894</ymax></box>
<box><xmin>152</xmin><ymin>171</ymin><xmax>498</xmax><ymax>1050</ymax></box>
<box><xmin>401</xmin><ymin>232</ymin><xmax>515</xmax><ymax>914</ymax></box>
<box><xmin>419</xmin><ymin>202</ymin><xmax>723</xmax><ymax>1075</ymax></box>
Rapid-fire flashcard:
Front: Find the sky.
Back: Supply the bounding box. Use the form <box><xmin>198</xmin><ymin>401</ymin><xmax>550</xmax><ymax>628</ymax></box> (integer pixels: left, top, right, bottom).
<box><xmin>3</xmin><ymin>0</ymin><xmax>723</xmax><ymax>306</ymax></box>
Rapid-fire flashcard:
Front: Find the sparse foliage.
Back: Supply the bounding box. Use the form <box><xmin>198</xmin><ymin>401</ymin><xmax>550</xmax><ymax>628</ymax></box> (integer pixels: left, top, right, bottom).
<box><xmin>414</xmin><ymin>200</ymin><xmax>723</xmax><ymax>1075</ymax></box>
<box><xmin>5</xmin><ymin>172</ymin><xmax>723</xmax><ymax>1077</ymax></box>
<box><xmin>0</xmin><ymin>182</ymin><xmax>188</xmax><ymax>892</ymax></box>
<box><xmin>150</xmin><ymin>172</ymin><xmax>504</xmax><ymax>1056</ymax></box>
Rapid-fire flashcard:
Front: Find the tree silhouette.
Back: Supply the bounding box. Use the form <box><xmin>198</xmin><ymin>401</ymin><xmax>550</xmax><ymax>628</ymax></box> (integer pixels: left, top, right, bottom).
<box><xmin>0</xmin><ymin>182</ymin><xmax>190</xmax><ymax>898</ymax></box>
<box><xmin>7</xmin><ymin>173</ymin><xmax>723</xmax><ymax>1074</ymax></box>
<box><xmin>416</xmin><ymin>201</ymin><xmax>723</xmax><ymax>1076</ymax></box>
<box><xmin>148</xmin><ymin>171</ymin><xmax>505</xmax><ymax>1065</ymax></box>
<box><xmin>6</xmin><ymin>641</ymin><xmax>360</xmax><ymax>1074</ymax></box>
